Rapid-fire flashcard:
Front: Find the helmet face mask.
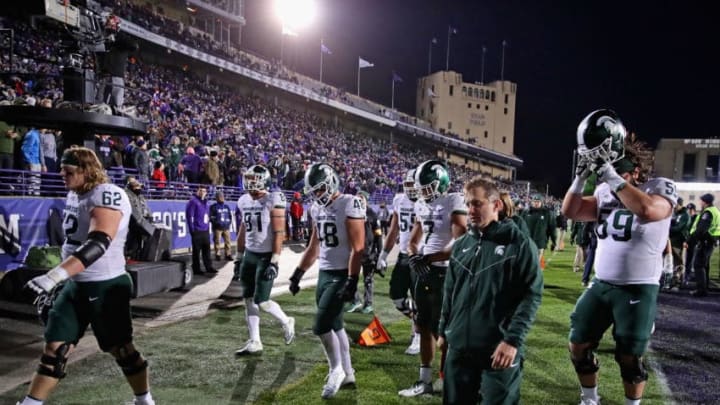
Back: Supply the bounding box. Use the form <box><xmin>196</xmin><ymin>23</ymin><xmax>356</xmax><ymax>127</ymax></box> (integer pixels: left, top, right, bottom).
<box><xmin>244</xmin><ymin>165</ymin><xmax>271</xmax><ymax>192</ymax></box>
<box><xmin>415</xmin><ymin>160</ymin><xmax>450</xmax><ymax>203</ymax></box>
<box><xmin>304</xmin><ymin>163</ymin><xmax>339</xmax><ymax>206</ymax></box>
<box><xmin>403</xmin><ymin>169</ymin><xmax>418</xmax><ymax>201</ymax></box>
<box><xmin>577</xmin><ymin>109</ymin><xmax>627</xmax><ymax>166</ymax></box>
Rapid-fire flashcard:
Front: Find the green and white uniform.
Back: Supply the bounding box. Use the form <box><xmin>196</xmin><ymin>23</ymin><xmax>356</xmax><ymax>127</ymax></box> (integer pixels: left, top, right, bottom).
<box><xmin>46</xmin><ymin>183</ymin><xmax>133</xmax><ymax>351</ymax></box>
<box><xmin>310</xmin><ymin>194</ymin><xmax>365</xmax><ymax>335</ymax></box>
<box><xmin>237</xmin><ymin>191</ymin><xmax>286</xmax><ymax>302</ymax></box>
<box><xmin>570</xmin><ymin>178</ymin><xmax>677</xmax><ymax>355</ymax></box>
<box><xmin>413</xmin><ymin>192</ymin><xmax>466</xmax><ymax>333</ymax></box>
<box><xmin>389</xmin><ymin>193</ymin><xmax>422</xmax><ymax>300</ymax></box>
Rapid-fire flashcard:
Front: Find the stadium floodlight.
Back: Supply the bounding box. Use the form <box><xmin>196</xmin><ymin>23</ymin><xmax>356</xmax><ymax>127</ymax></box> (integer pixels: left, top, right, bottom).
<box><xmin>274</xmin><ymin>0</ymin><xmax>316</xmax><ymax>30</ymax></box>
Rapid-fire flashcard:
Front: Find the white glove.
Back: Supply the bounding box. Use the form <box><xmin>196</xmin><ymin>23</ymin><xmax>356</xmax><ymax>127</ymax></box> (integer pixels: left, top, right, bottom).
<box><xmin>569</xmin><ymin>154</ymin><xmax>596</xmax><ymax>194</ymax></box>
<box><xmin>597</xmin><ymin>162</ymin><xmax>626</xmax><ymax>192</ymax></box>
<box><xmin>376</xmin><ymin>250</ymin><xmax>389</xmax><ymax>271</ymax></box>
<box><xmin>662</xmin><ymin>254</ymin><xmax>673</xmax><ymax>275</ymax></box>
<box><xmin>26</xmin><ymin>267</ymin><xmax>69</xmax><ymax>296</ymax></box>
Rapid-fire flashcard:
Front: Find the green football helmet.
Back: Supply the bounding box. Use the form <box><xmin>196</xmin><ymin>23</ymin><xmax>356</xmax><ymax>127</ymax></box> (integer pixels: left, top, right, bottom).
<box><xmin>244</xmin><ymin>165</ymin><xmax>272</xmax><ymax>192</ymax></box>
<box><xmin>304</xmin><ymin>163</ymin><xmax>340</xmax><ymax>206</ymax></box>
<box><xmin>576</xmin><ymin>109</ymin><xmax>627</xmax><ymax>166</ymax></box>
<box><xmin>403</xmin><ymin>169</ymin><xmax>419</xmax><ymax>202</ymax></box>
<box><xmin>414</xmin><ymin>160</ymin><xmax>450</xmax><ymax>202</ymax></box>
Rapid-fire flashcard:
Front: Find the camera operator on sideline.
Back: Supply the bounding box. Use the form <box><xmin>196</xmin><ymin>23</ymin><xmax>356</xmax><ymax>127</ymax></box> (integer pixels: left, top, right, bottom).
<box><xmin>95</xmin><ymin>15</ymin><xmax>138</xmax><ymax>115</ymax></box>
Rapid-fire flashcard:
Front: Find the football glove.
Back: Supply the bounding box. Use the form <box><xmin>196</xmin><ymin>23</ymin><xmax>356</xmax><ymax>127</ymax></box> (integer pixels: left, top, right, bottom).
<box><xmin>376</xmin><ymin>250</ymin><xmax>389</xmax><ymax>275</ymax></box>
<box><xmin>289</xmin><ymin>268</ymin><xmax>304</xmax><ymax>296</ymax></box>
<box><xmin>233</xmin><ymin>253</ymin><xmax>244</xmax><ymax>281</ymax></box>
<box><xmin>575</xmin><ymin>153</ymin><xmax>595</xmax><ymax>181</ymax></box>
<box><xmin>597</xmin><ymin>162</ymin><xmax>626</xmax><ymax>192</ymax></box>
<box><xmin>263</xmin><ymin>262</ymin><xmax>279</xmax><ymax>281</ymax></box>
<box><xmin>26</xmin><ymin>267</ymin><xmax>69</xmax><ymax>296</ymax></box>
<box><xmin>409</xmin><ymin>254</ymin><xmax>431</xmax><ymax>278</ymax></box>
<box><xmin>336</xmin><ymin>274</ymin><xmax>359</xmax><ymax>302</ymax></box>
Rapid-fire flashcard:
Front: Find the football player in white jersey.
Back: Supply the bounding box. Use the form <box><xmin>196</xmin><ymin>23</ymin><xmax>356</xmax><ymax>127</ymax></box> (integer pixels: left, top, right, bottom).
<box><xmin>399</xmin><ymin>160</ymin><xmax>467</xmax><ymax>397</ymax></box>
<box><xmin>288</xmin><ymin>163</ymin><xmax>366</xmax><ymax>399</ymax></box>
<box><xmin>21</xmin><ymin>146</ymin><xmax>154</xmax><ymax>405</ymax></box>
<box><xmin>234</xmin><ymin>165</ymin><xmax>295</xmax><ymax>355</ymax></box>
<box><xmin>562</xmin><ymin>110</ymin><xmax>676</xmax><ymax>405</ymax></box>
<box><xmin>376</xmin><ymin>169</ymin><xmax>423</xmax><ymax>355</ymax></box>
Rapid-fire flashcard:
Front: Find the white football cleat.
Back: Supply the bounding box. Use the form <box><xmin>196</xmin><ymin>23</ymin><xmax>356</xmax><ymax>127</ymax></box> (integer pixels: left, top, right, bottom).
<box><xmin>283</xmin><ymin>317</ymin><xmax>296</xmax><ymax>345</ymax></box>
<box><xmin>321</xmin><ymin>368</ymin><xmax>346</xmax><ymax>399</ymax></box>
<box><xmin>405</xmin><ymin>333</ymin><xmax>421</xmax><ymax>355</ymax></box>
<box><xmin>398</xmin><ymin>380</ymin><xmax>433</xmax><ymax>397</ymax></box>
<box><xmin>133</xmin><ymin>398</ymin><xmax>156</xmax><ymax>405</ymax></box>
<box><xmin>235</xmin><ymin>339</ymin><xmax>263</xmax><ymax>355</ymax></box>
<box><xmin>341</xmin><ymin>369</ymin><xmax>356</xmax><ymax>389</ymax></box>
<box><xmin>579</xmin><ymin>395</ymin><xmax>601</xmax><ymax>405</ymax></box>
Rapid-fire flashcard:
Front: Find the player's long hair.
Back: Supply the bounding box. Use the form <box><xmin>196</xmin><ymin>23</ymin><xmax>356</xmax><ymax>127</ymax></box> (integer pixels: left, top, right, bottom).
<box><xmin>624</xmin><ymin>133</ymin><xmax>654</xmax><ymax>183</ymax></box>
<box><xmin>61</xmin><ymin>146</ymin><xmax>109</xmax><ymax>194</ymax></box>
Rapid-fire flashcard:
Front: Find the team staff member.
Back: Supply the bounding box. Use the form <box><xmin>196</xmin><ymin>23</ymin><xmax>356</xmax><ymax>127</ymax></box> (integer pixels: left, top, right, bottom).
<box><xmin>562</xmin><ymin>110</ymin><xmax>676</xmax><ymax>405</ymax></box>
<box><xmin>687</xmin><ymin>193</ymin><xmax>720</xmax><ymax>297</ymax></box>
<box><xmin>186</xmin><ymin>185</ymin><xmax>216</xmax><ymax>275</ymax></box>
<box><xmin>234</xmin><ymin>165</ymin><xmax>295</xmax><ymax>355</ymax></box>
<box><xmin>400</xmin><ymin>160</ymin><xmax>467</xmax><ymax>397</ymax></box>
<box><xmin>666</xmin><ymin>198</ymin><xmax>690</xmax><ymax>290</ymax></box>
<box><xmin>521</xmin><ymin>194</ymin><xmax>556</xmax><ymax>265</ymax></box>
<box><xmin>288</xmin><ymin>163</ymin><xmax>365</xmax><ymax>399</ymax></box>
<box><xmin>209</xmin><ymin>191</ymin><xmax>233</xmax><ymax>261</ymax></box>
<box><xmin>377</xmin><ymin>169</ymin><xmax>423</xmax><ymax>355</ymax></box>
<box><xmin>439</xmin><ymin>177</ymin><xmax>542</xmax><ymax>404</ymax></box>
<box><xmin>21</xmin><ymin>146</ymin><xmax>154</xmax><ymax>405</ymax></box>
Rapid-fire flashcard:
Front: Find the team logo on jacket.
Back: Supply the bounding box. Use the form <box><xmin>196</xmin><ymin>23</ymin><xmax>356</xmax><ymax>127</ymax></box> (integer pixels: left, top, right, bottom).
<box><xmin>494</xmin><ymin>245</ymin><xmax>505</xmax><ymax>256</ymax></box>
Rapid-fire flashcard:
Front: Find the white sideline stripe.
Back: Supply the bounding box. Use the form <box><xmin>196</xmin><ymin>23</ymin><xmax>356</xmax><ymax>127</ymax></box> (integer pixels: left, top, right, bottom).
<box><xmin>646</xmin><ymin>347</ymin><xmax>677</xmax><ymax>405</ymax></box>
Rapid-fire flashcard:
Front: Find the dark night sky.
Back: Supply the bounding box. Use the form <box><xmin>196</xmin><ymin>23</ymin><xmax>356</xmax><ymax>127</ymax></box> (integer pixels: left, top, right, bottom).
<box><xmin>238</xmin><ymin>0</ymin><xmax>717</xmax><ymax>195</ymax></box>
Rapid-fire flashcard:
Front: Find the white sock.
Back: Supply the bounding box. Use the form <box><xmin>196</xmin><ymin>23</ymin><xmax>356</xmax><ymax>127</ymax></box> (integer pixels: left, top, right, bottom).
<box><xmin>259</xmin><ymin>300</ymin><xmax>290</xmax><ymax>324</ymax></box>
<box><xmin>581</xmin><ymin>385</ymin><xmax>598</xmax><ymax>401</ymax></box>
<box><xmin>334</xmin><ymin>329</ymin><xmax>354</xmax><ymax>375</ymax></box>
<box><xmin>20</xmin><ymin>396</ymin><xmax>43</xmax><ymax>405</ymax></box>
<box><xmin>318</xmin><ymin>331</ymin><xmax>342</xmax><ymax>370</ymax></box>
<box><xmin>419</xmin><ymin>366</ymin><xmax>432</xmax><ymax>384</ymax></box>
<box><xmin>625</xmin><ymin>398</ymin><xmax>641</xmax><ymax>405</ymax></box>
<box><xmin>135</xmin><ymin>391</ymin><xmax>153</xmax><ymax>402</ymax></box>
<box><xmin>245</xmin><ymin>298</ymin><xmax>261</xmax><ymax>342</ymax></box>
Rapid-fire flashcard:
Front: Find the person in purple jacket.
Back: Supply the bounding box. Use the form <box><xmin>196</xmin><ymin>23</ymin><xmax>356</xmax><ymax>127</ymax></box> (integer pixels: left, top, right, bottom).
<box><xmin>179</xmin><ymin>147</ymin><xmax>202</xmax><ymax>184</ymax></box>
<box><xmin>185</xmin><ymin>185</ymin><xmax>216</xmax><ymax>275</ymax></box>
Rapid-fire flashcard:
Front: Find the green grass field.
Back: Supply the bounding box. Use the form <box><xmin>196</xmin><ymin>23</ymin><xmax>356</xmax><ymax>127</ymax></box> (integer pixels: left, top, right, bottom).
<box><xmin>2</xmin><ymin>246</ymin><xmax>671</xmax><ymax>404</ymax></box>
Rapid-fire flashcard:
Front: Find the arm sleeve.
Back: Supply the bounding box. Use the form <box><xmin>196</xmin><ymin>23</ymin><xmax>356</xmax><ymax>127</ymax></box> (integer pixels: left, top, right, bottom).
<box><xmin>503</xmin><ymin>238</ymin><xmax>543</xmax><ymax>348</ymax></box>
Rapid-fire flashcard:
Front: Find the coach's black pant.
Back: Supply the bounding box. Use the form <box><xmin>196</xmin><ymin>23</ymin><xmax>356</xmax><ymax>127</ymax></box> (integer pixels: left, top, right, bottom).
<box><xmin>692</xmin><ymin>241</ymin><xmax>714</xmax><ymax>294</ymax></box>
<box><xmin>191</xmin><ymin>230</ymin><xmax>214</xmax><ymax>273</ymax></box>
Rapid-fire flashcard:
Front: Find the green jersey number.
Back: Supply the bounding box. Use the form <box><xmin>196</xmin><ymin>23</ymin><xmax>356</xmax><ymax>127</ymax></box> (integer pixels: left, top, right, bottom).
<box><xmin>102</xmin><ymin>191</ymin><xmax>122</xmax><ymax>206</ymax></box>
<box><xmin>244</xmin><ymin>212</ymin><xmax>262</xmax><ymax>232</ymax></box>
<box><xmin>316</xmin><ymin>221</ymin><xmax>339</xmax><ymax>247</ymax></box>
<box><xmin>596</xmin><ymin>208</ymin><xmax>633</xmax><ymax>241</ymax></box>
<box><xmin>422</xmin><ymin>220</ymin><xmax>435</xmax><ymax>244</ymax></box>
<box><xmin>399</xmin><ymin>212</ymin><xmax>416</xmax><ymax>232</ymax></box>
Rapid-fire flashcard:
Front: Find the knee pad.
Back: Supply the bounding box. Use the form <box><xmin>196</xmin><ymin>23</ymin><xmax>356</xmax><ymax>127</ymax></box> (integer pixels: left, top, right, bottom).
<box><xmin>37</xmin><ymin>343</ymin><xmax>71</xmax><ymax>379</ymax></box>
<box><xmin>615</xmin><ymin>353</ymin><xmax>648</xmax><ymax>384</ymax></box>
<box><xmin>570</xmin><ymin>343</ymin><xmax>600</xmax><ymax>375</ymax></box>
<box><xmin>115</xmin><ymin>345</ymin><xmax>148</xmax><ymax>377</ymax></box>
<box><xmin>258</xmin><ymin>300</ymin><xmax>273</xmax><ymax>312</ymax></box>
<box><xmin>393</xmin><ymin>297</ymin><xmax>416</xmax><ymax>318</ymax></box>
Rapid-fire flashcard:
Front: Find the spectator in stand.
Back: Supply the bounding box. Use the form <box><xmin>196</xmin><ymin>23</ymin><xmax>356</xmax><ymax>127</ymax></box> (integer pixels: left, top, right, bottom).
<box><xmin>289</xmin><ymin>192</ymin><xmax>304</xmax><ymax>241</ymax></box>
<box><xmin>151</xmin><ymin>161</ymin><xmax>167</xmax><ymax>189</ymax></box>
<box><xmin>133</xmin><ymin>139</ymin><xmax>150</xmax><ymax>183</ymax></box>
<box><xmin>94</xmin><ymin>15</ymin><xmax>139</xmax><ymax>114</ymax></box>
<box><xmin>186</xmin><ymin>185</ymin><xmax>216</xmax><ymax>275</ymax></box>
<box><xmin>95</xmin><ymin>134</ymin><xmax>114</xmax><ymax>169</ymax></box>
<box><xmin>21</xmin><ymin>127</ymin><xmax>45</xmax><ymax>195</ymax></box>
<box><xmin>166</xmin><ymin>136</ymin><xmax>183</xmax><ymax>182</ymax></box>
<box><xmin>203</xmin><ymin>150</ymin><xmax>221</xmax><ymax>189</ymax></box>
<box><xmin>179</xmin><ymin>147</ymin><xmax>201</xmax><ymax>184</ymax></box>
<box><xmin>0</xmin><ymin>119</ymin><xmax>18</xmax><ymax>170</ymax></box>
<box><xmin>209</xmin><ymin>191</ymin><xmax>233</xmax><ymax>260</ymax></box>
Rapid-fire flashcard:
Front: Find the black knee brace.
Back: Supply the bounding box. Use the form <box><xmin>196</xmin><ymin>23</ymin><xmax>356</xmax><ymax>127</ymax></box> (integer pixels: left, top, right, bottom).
<box><xmin>570</xmin><ymin>344</ymin><xmax>600</xmax><ymax>375</ymax></box>
<box><xmin>615</xmin><ymin>353</ymin><xmax>648</xmax><ymax>384</ymax></box>
<box><xmin>116</xmin><ymin>350</ymin><xmax>148</xmax><ymax>377</ymax></box>
<box><xmin>37</xmin><ymin>343</ymin><xmax>71</xmax><ymax>379</ymax></box>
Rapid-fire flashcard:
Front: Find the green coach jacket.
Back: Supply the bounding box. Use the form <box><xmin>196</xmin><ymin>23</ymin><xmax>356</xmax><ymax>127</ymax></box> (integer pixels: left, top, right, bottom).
<box><xmin>439</xmin><ymin>220</ymin><xmax>543</xmax><ymax>356</ymax></box>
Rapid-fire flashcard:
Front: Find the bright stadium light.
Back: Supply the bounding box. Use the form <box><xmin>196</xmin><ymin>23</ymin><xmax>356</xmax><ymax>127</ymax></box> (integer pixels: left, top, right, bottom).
<box><xmin>274</xmin><ymin>0</ymin><xmax>316</xmax><ymax>30</ymax></box>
